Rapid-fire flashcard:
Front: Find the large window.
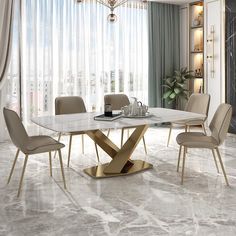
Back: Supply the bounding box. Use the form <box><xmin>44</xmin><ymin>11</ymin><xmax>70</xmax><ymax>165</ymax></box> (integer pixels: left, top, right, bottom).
<box><xmin>7</xmin><ymin>0</ymin><xmax>148</xmax><ymax>124</ymax></box>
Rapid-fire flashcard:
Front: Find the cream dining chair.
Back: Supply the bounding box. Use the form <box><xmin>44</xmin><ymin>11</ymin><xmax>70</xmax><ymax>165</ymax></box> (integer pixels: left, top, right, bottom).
<box><xmin>3</xmin><ymin>107</ymin><xmax>66</xmax><ymax>197</ymax></box>
<box><xmin>55</xmin><ymin>96</ymin><xmax>99</xmax><ymax>167</ymax></box>
<box><xmin>167</xmin><ymin>93</ymin><xmax>210</xmax><ymax>146</ymax></box>
<box><xmin>104</xmin><ymin>94</ymin><xmax>147</xmax><ymax>154</ymax></box>
<box><xmin>176</xmin><ymin>103</ymin><xmax>232</xmax><ymax>185</ymax></box>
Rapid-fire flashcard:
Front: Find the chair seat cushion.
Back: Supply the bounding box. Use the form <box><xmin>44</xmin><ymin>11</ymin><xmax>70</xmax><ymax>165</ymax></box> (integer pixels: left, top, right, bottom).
<box><xmin>173</xmin><ymin>118</ymin><xmax>205</xmax><ymax>126</ymax></box>
<box><xmin>176</xmin><ymin>132</ymin><xmax>218</xmax><ymax>148</ymax></box>
<box><xmin>25</xmin><ymin>136</ymin><xmax>65</xmax><ymax>154</ymax></box>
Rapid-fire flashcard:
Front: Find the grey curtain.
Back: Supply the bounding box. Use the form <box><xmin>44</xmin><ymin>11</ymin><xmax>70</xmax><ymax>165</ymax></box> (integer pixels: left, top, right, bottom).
<box><xmin>148</xmin><ymin>2</ymin><xmax>180</xmax><ymax>107</ymax></box>
<box><xmin>0</xmin><ymin>0</ymin><xmax>14</xmax><ymax>89</ymax></box>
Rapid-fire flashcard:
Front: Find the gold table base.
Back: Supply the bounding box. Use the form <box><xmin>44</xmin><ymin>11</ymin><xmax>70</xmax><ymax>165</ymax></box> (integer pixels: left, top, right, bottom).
<box><xmin>85</xmin><ymin>125</ymin><xmax>151</xmax><ymax>178</ymax></box>
<box><xmin>84</xmin><ymin>160</ymin><xmax>153</xmax><ymax>178</ymax></box>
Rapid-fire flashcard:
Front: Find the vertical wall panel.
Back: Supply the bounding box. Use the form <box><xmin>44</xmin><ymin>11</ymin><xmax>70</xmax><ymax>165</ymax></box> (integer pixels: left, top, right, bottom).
<box><xmin>205</xmin><ymin>0</ymin><xmax>225</xmax><ymax>122</ymax></box>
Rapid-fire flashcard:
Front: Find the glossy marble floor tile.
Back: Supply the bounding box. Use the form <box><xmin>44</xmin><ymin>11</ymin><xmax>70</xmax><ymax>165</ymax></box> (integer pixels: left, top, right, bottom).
<box><xmin>0</xmin><ymin>127</ymin><xmax>236</xmax><ymax>236</ymax></box>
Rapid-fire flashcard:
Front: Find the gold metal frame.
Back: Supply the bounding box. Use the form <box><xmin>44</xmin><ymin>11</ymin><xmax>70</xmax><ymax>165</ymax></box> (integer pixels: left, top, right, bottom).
<box><xmin>107</xmin><ymin>127</ymin><xmax>147</xmax><ymax>154</ymax></box>
<box><xmin>167</xmin><ymin>123</ymin><xmax>207</xmax><ymax>147</ymax></box>
<box><xmin>84</xmin><ymin>125</ymin><xmax>152</xmax><ymax>178</ymax></box>
<box><xmin>7</xmin><ymin>148</ymin><xmax>66</xmax><ymax>197</ymax></box>
<box><xmin>177</xmin><ymin>146</ymin><xmax>229</xmax><ymax>185</ymax></box>
<box><xmin>54</xmin><ymin>132</ymin><xmax>100</xmax><ymax>167</ymax></box>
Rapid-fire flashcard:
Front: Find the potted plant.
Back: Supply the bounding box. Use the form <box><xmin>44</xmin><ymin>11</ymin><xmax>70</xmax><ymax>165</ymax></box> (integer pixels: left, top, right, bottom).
<box><xmin>162</xmin><ymin>67</ymin><xmax>195</xmax><ymax>108</ymax></box>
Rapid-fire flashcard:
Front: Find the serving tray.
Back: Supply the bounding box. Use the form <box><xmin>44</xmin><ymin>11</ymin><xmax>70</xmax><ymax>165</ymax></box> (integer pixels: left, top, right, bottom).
<box><xmin>123</xmin><ymin>112</ymin><xmax>152</xmax><ymax>118</ymax></box>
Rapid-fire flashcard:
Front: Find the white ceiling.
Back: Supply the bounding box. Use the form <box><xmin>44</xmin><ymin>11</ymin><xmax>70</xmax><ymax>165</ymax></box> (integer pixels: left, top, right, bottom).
<box><xmin>151</xmin><ymin>0</ymin><xmax>194</xmax><ymax>4</ymax></box>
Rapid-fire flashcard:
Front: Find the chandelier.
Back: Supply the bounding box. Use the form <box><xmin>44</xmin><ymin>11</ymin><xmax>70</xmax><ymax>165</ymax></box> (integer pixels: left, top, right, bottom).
<box><xmin>76</xmin><ymin>0</ymin><xmax>148</xmax><ymax>23</ymax></box>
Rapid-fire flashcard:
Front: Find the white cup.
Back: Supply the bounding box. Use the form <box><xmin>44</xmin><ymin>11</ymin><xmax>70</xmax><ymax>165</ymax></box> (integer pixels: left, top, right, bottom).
<box><xmin>141</xmin><ymin>105</ymin><xmax>148</xmax><ymax>116</ymax></box>
<box><xmin>121</xmin><ymin>106</ymin><xmax>129</xmax><ymax>116</ymax></box>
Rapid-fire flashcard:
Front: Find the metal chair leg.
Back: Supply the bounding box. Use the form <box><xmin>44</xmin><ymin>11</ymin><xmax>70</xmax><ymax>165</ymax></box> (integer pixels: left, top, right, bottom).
<box><xmin>177</xmin><ymin>145</ymin><xmax>182</xmax><ymax>172</ymax></box>
<box><xmin>121</xmin><ymin>128</ymin><xmax>124</xmax><ymax>148</ymax></box>
<box><xmin>81</xmin><ymin>134</ymin><xmax>84</xmax><ymax>154</ymax></box>
<box><xmin>7</xmin><ymin>149</ymin><xmax>20</xmax><ymax>184</ymax></box>
<box><xmin>94</xmin><ymin>143</ymin><xmax>100</xmax><ymax>163</ymax></box>
<box><xmin>215</xmin><ymin>148</ymin><xmax>229</xmax><ymax>186</ymax></box>
<box><xmin>17</xmin><ymin>155</ymin><xmax>29</xmax><ymax>198</ymax></box>
<box><xmin>58</xmin><ymin>149</ymin><xmax>67</xmax><ymax>189</ymax></box>
<box><xmin>185</xmin><ymin>125</ymin><xmax>187</xmax><ymax>132</ymax></box>
<box><xmin>67</xmin><ymin>134</ymin><xmax>73</xmax><ymax>167</ymax></box>
<box><xmin>211</xmin><ymin>149</ymin><xmax>219</xmax><ymax>173</ymax></box>
<box><xmin>181</xmin><ymin>147</ymin><xmax>187</xmax><ymax>185</ymax></box>
<box><xmin>107</xmin><ymin>129</ymin><xmax>110</xmax><ymax>137</ymax></box>
<box><xmin>54</xmin><ymin>132</ymin><xmax>62</xmax><ymax>158</ymax></box>
<box><xmin>167</xmin><ymin>125</ymin><xmax>172</xmax><ymax>147</ymax></box>
<box><xmin>202</xmin><ymin>123</ymin><xmax>207</xmax><ymax>135</ymax></box>
<box><xmin>142</xmin><ymin>136</ymin><xmax>147</xmax><ymax>155</ymax></box>
<box><xmin>49</xmin><ymin>152</ymin><xmax>52</xmax><ymax>177</ymax></box>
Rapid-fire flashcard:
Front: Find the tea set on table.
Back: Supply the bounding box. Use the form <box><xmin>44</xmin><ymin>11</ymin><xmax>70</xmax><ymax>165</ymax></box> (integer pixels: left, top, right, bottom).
<box><xmin>121</xmin><ymin>97</ymin><xmax>149</xmax><ymax>117</ymax></box>
<box><xmin>104</xmin><ymin>97</ymin><xmax>150</xmax><ymax>118</ymax></box>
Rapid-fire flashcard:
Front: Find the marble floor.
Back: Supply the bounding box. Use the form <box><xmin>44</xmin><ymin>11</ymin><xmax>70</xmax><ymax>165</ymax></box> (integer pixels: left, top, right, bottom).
<box><xmin>0</xmin><ymin>126</ymin><xmax>236</xmax><ymax>236</ymax></box>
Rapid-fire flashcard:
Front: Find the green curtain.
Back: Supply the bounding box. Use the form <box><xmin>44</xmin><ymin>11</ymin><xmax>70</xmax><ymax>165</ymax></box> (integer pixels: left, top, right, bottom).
<box><xmin>148</xmin><ymin>2</ymin><xmax>180</xmax><ymax>107</ymax></box>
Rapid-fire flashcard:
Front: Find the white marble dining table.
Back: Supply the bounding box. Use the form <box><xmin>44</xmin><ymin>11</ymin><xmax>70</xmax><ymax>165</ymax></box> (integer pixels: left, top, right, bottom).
<box><xmin>32</xmin><ymin>108</ymin><xmax>205</xmax><ymax>178</ymax></box>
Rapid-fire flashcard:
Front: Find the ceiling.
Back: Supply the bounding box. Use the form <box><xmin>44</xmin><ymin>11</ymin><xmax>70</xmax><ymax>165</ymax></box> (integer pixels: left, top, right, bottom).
<box><xmin>151</xmin><ymin>0</ymin><xmax>194</xmax><ymax>4</ymax></box>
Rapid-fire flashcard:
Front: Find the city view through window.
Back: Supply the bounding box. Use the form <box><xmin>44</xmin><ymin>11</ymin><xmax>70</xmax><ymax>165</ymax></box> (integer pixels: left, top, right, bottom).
<box><xmin>6</xmin><ymin>0</ymin><xmax>148</xmax><ymax>125</ymax></box>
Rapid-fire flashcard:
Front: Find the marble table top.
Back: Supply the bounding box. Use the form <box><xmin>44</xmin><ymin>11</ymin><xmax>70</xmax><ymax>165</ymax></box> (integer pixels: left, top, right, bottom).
<box><xmin>32</xmin><ymin>108</ymin><xmax>205</xmax><ymax>133</ymax></box>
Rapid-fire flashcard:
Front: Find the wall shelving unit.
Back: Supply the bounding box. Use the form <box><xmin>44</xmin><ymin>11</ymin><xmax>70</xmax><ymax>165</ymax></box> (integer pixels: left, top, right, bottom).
<box><xmin>189</xmin><ymin>1</ymin><xmax>204</xmax><ymax>94</ymax></box>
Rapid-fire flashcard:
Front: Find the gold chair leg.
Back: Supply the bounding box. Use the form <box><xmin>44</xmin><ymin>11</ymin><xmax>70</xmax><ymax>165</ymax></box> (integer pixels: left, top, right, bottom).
<box><xmin>142</xmin><ymin>136</ymin><xmax>147</xmax><ymax>155</ymax></box>
<box><xmin>167</xmin><ymin>125</ymin><xmax>172</xmax><ymax>147</ymax></box>
<box><xmin>107</xmin><ymin>129</ymin><xmax>110</xmax><ymax>137</ymax></box>
<box><xmin>121</xmin><ymin>128</ymin><xmax>124</xmax><ymax>148</ymax></box>
<box><xmin>215</xmin><ymin>148</ymin><xmax>229</xmax><ymax>186</ymax></box>
<box><xmin>177</xmin><ymin>145</ymin><xmax>182</xmax><ymax>172</ymax></box>
<box><xmin>54</xmin><ymin>132</ymin><xmax>62</xmax><ymax>158</ymax></box>
<box><xmin>7</xmin><ymin>149</ymin><xmax>20</xmax><ymax>184</ymax></box>
<box><xmin>49</xmin><ymin>152</ymin><xmax>52</xmax><ymax>177</ymax></box>
<box><xmin>17</xmin><ymin>155</ymin><xmax>29</xmax><ymax>198</ymax></box>
<box><xmin>202</xmin><ymin>123</ymin><xmax>207</xmax><ymax>135</ymax></box>
<box><xmin>81</xmin><ymin>134</ymin><xmax>84</xmax><ymax>154</ymax></box>
<box><xmin>58</xmin><ymin>149</ymin><xmax>67</xmax><ymax>189</ymax></box>
<box><xmin>211</xmin><ymin>149</ymin><xmax>219</xmax><ymax>173</ymax></box>
<box><xmin>181</xmin><ymin>147</ymin><xmax>187</xmax><ymax>185</ymax></box>
<box><xmin>67</xmin><ymin>134</ymin><xmax>73</xmax><ymax>167</ymax></box>
<box><xmin>188</xmin><ymin>126</ymin><xmax>190</xmax><ymax>132</ymax></box>
<box><xmin>185</xmin><ymin>125</ymin><xmax>187</xmax><ymax>132</ymax></box>
<box><xmin>95</xmin><ymin>143</ymin><xmax>100</xmax><ymax>163</ymax></box>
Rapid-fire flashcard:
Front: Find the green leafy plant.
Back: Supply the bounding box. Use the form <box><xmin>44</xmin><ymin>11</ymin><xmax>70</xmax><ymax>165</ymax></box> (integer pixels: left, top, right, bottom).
<box><xmin>162</xmin><ymin>67</ymin><xmax>195</xmax><ymax>105</ymax></box>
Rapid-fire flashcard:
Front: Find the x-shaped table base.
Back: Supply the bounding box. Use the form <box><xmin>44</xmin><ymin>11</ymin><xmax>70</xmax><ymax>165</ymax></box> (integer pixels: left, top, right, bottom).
<box><xmin>84</xmin><ymin>125</ymin><xmax>153</xmax><ymax>178</ymax></box>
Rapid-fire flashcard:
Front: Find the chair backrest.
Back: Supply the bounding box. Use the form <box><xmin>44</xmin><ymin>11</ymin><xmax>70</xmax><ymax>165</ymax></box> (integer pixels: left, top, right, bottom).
<box><xmin>3</xmin><ymin>107</ymin><xmax>29</xmax><ymax>150</ymax></box>
<box><xmin>209</xmin><ymin>103</ymin><xmax>232</xmax><ymax>145</ymax></box>
<box><xmin>55</xmin><ymin>96</ymin><xmax>86</xmax><ymax>115</ymax></box>
<box><xmin>104</xmin><ymin>94</ymin><xmax>130</xmax><ymax>110</ymax></box>
<box><xmin>185</xmin><ymin>93</ymin><xmax>210</xmax><ymax>118</ymax></box>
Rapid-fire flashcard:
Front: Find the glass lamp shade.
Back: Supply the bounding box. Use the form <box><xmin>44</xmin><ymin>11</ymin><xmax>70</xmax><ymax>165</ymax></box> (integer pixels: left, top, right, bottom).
<box><xmin>107</xmin><ymin>13</ymin><xmax>117</xmax><ymax>23</ymax></box>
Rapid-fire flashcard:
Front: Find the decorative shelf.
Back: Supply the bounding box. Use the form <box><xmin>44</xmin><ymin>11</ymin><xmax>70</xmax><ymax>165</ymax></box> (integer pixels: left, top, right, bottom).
<box><xmin>189</xmin><ymin>0</ymin><xmax>204</xmax><ymax>94</ymax></box>
<box><xmin>191</xmin><ymin>25</ymin><xmax>203</xmax><ymax>29</ymax></box>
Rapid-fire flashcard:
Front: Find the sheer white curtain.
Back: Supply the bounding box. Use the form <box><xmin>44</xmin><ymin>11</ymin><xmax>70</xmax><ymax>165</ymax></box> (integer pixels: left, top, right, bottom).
<box><xmin>0</xmin><ymin>0</ymin><xmax>20</xmax><ymax>142</ymax></box>
<box><xmin>20</xmin><ymin>0</ymin><xmax>148</xmax><ymax>124</ymax></box>
<box><xmin>5</xmin><ymin>0</ymin><xmax>148</xmax><ymax>132</ymax></box>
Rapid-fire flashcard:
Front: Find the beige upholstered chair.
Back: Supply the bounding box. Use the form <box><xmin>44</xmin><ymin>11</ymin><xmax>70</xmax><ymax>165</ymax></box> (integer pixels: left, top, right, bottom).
<box><xmin>104</xmin><ymin>94</ymin><xmax>147</xmax><ymax>154</ymax></box>
<box><xmin>176</xmin><ymin>103</ymin><xmax>232</xmax><ymax>185</ymax></box>
<box><xmin>3</xmin><ymin>108</ymin><xmax>66</xmax><ymax>197</ymax></box>
<box><xmin>167</xmin><ymin>93</ymin><xmax>210</xmax><ymax>146</ymax></box>
<box><xmin>55</xmin><ymin>96</ymin><xmax>99</xmax><ymax>167</ymax></box>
